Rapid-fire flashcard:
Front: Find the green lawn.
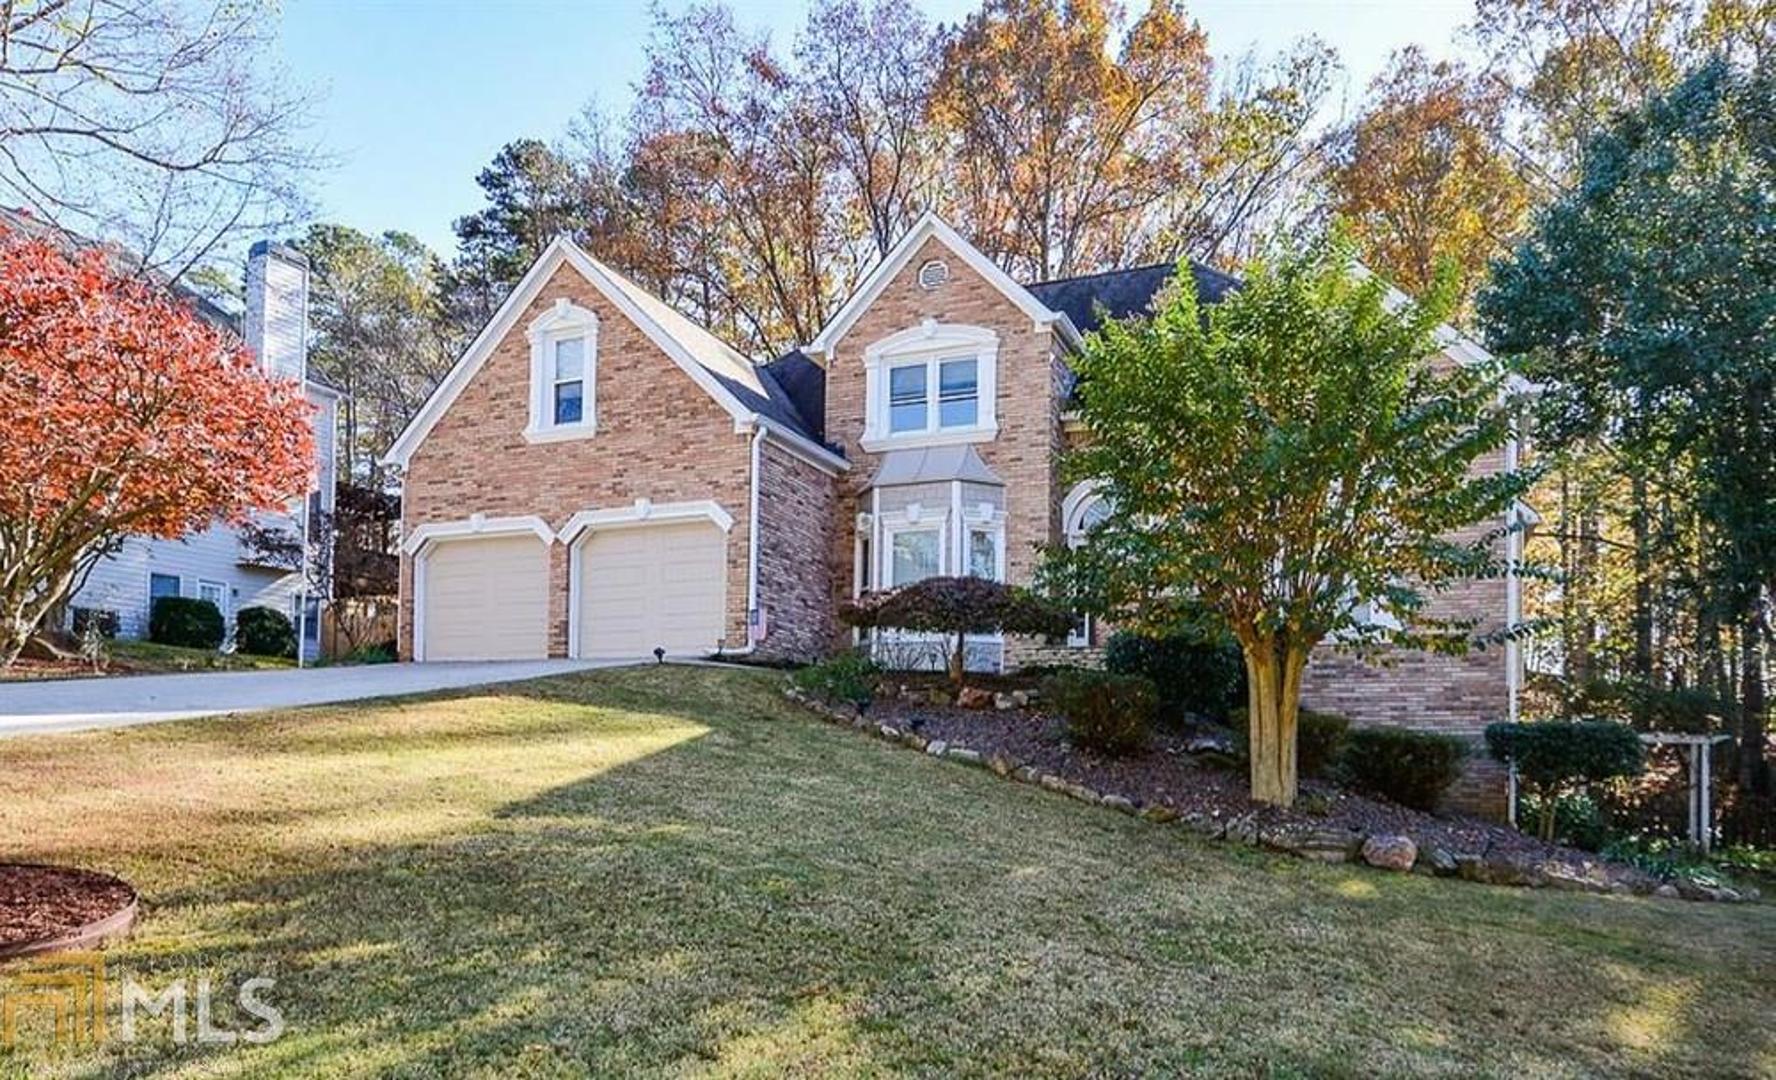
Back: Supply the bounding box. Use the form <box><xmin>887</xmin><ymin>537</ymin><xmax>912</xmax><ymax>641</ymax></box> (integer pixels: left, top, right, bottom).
<box><xmin>1</xmin><ymin>666</ymin><xmax>1771</xmax><ymax>1077</ymax></box>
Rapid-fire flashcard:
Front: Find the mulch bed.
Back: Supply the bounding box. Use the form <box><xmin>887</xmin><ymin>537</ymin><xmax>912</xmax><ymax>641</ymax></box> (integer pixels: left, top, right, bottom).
<box><xmin>0</xmin><ymin>865</ymin><xmax>138</xmax><ymax>956</ymax></box>
<box><xmin>876</xmin><ymin>696</ymin><xmax>1596</xmax><ymax>870</ymax></box>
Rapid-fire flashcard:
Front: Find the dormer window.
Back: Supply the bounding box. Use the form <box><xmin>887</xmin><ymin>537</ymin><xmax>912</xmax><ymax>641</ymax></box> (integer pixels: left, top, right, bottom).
<box><xmin>863</xmin><ymin>321</ymin><xmax>998</xmax><ymax>451</ymax></box>
<box><xmin>525</xmin><ymin>298</ymin><xmax>599</xmax><ymax>442</ymax></box>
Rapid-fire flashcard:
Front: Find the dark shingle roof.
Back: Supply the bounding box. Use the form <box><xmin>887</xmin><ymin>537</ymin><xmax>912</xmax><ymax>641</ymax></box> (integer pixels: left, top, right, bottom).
<box><xmin>761</xmin><ymin>350</ymin><xmax>827</xmax><ymax>442</ymax></box>
<box><xmin>1023</xmin><ymin>259</ymin><xmax>1241</xmax><ymax>335</ymax></box>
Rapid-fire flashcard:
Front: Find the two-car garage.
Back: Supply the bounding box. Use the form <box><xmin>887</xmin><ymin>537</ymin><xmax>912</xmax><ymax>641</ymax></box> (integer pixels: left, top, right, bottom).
<box><xmin>411</xmin><ymin>505</ymin><xmax>732</xmax><ymax>662</ymax></box>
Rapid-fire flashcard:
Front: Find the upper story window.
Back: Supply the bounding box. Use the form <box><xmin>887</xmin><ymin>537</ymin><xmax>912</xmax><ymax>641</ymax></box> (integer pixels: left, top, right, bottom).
<box><xmin>863</xmin><ymin>320</ymin><xmax>998</xmax><ymax>452</ymax></box>
<box><xmin>525</xmin><ymin>298</ymin><xmax>599</xmax><ymax>443</ymax></box>
<box><xmin>552</xmin><ymin>336</ymin><xmax>586</xmax><ymax>425</ymax></box>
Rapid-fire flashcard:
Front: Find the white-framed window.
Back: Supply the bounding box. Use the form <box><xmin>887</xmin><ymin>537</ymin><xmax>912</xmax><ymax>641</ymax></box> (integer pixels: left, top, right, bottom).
<box><xmin>197</xmin><ymin>579</ymin><xmax>229</xmax><ymax>619</ymax></box>
<box><xmin>888</xmin><ymin>525</ymin><xmax>943</xmax><ymax>586</ymax></box>
<box><xmin>524</xmin><ymin>298</ymin><xmax>599</xmax><ymax>442</ymax></box>
<box><xmin>863</xmin><ymin>321</ymin><xmax>998</xmax><ymax>451</ymax></box>
<box><xmin>965</xmin><ymin>525</ymin><xmax>999</xmax><ymax>580</ymax></box>
<box><xmin>1063</xmin><ymin>482</ymin><xmax>1111</xmax><ymax>647</ymax></box>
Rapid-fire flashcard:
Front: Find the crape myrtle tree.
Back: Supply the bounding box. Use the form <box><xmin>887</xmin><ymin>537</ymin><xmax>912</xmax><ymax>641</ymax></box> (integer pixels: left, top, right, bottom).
<box><xmin>840</xmin><ymin>577</ymin><xmax>1071</xmax><ymax>691</ymax></box>
<box><xmin>1043</xmin><ymin>231</ymin><xmax>1532</xmax><ymax>806</ymax></box>
<box><xmin>0</xmin><ymin>227</ymin><xmax>313</xmax><ymax>667</ymax></box>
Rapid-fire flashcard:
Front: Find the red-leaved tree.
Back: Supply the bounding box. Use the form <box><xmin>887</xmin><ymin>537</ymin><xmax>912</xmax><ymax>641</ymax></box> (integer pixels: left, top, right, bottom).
<box><xmin>0</xmin><ymin>227</ymin><xmax>314</xmax><ymax>666</ymax></box>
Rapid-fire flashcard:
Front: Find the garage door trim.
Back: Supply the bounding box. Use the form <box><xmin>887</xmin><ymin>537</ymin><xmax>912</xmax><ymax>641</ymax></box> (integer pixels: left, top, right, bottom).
<box><xmin>563</xmin><ymin>499</ymin><xmax>733</xmax><ymax>659</ymax></box>
<box><xmin>409</xmin><ymin>514</ymin><xmax>555</xmax><ymax>662</ymax></box>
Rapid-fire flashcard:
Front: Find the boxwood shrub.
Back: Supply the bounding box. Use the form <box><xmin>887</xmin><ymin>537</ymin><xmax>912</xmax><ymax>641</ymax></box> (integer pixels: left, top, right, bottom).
<box><xmin>1337</xmin><ymin>728</ymin><xmax>1467</xmax><ymax>811</ymax></box>
<box><xmin>1043</xmin><ymin>669</ymin><xmax>1157</xmax><ymax>756</ymax></box>
<box><xmin>1104</xmin><ymin>630</ymin><xmax>1245</xmax><ymax>724</ymax></box>
<box><xmin>149</xmin><ymin>596</ymin><xmax>224</xmax><ymax>650</ymax></box>
<box><xmin>791</xmin><ymin>651</ymin><xmax>881</xmax><ymax>707</ymax></box>
<box><xmin>235</xmin><ymin>604</ymin><xmax>296</xmax><ymax>658</ymax></box>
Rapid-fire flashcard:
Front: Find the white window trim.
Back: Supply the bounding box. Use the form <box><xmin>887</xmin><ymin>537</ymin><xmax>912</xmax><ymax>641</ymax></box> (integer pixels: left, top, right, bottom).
<box><xmin>524</xmin><ymin>298</ymin><xmax>600</xmax><ymax>443</ymax></box>
<box><xmin>861</xmin><ymin>320</ymin><xmax>998</xmax><ymax>452</ymax></box>
<box><xmin>197</xmin><ymin>579</ymin><xmax>229</xmax><ymax>620</ymax></box>
<box><xmin>1063</xmin><ymin>481</ymin><xmax>1108</xmax><ymax>647</ymax></box>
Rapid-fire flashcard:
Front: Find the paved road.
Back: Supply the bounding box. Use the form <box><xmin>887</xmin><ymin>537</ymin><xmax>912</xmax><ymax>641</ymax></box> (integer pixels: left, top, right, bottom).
<box><xmin>0</xmin><ymin>659</ymin><xmax>624</xmax><ymax>737</ymax></box>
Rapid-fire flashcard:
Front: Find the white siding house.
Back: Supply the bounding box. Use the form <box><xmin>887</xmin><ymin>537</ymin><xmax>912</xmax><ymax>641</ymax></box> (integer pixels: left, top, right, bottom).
<box><xmin>68</xmin><ymin>241</ymin><xmax>338</xmax><ymax>660</ymax></box>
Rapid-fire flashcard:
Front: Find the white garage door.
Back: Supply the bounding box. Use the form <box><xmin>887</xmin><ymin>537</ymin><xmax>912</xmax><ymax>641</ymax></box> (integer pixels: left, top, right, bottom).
<box><xmin>420</xmin><ymin>535</ymin><xmax>549</xmax><ymax>661</ymax></box>
<box><xmin>576</xmin><ymin>522</ymin><xmax>726</xmax><ymax>658</ymax></box>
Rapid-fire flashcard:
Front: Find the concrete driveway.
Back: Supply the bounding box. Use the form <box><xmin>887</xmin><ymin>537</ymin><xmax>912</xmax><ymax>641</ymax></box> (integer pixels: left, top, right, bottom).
<box><xmin>0</xmin><ymin>659</ymin><xmax>623</xmax><ymax>737</ymax></box>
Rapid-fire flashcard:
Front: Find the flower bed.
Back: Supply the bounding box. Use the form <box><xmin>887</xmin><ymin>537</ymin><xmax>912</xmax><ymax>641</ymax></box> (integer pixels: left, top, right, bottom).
<box><xmin>786</xmin><ymin>685</ymin><xmax>1758</xmax><ymax>903</ymax></box>
<box><xmin>0</xmin><ymin>864</ymin><xmax>138</xmax><ymax>958</ymax></box>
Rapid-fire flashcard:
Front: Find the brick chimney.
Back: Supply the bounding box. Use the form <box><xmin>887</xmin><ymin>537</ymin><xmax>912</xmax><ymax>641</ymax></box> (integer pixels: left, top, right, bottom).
<box><xmin>244</xmin><ymin>240</ymin><xmax>309</xmax><ymax>382</ymax></box>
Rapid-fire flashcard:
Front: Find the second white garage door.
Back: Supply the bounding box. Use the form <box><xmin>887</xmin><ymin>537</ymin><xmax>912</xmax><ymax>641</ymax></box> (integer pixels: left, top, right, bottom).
<box><xmin>575</xmin><ymin>522</ymin><xmax>727</xmax><ymax>658</ymax></box>
<box><xmin>420</xmin><ymin>534</ymin><xmax>550</xmax><ymax>661</ymax></box>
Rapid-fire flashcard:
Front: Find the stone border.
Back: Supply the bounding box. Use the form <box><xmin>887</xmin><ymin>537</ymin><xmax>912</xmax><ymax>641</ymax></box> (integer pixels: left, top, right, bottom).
<box><xmin>784</xmin><ymin>687</ymin><xmax>1758</xmax><ymax>904</ymax></box>
<box><xmin>0</xmin><ymin>865</ymin><xmax>139</xmax><ymax>960</ymax></box>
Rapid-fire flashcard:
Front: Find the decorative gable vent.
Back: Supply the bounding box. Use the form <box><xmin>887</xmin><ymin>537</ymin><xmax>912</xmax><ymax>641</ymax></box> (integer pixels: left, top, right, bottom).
<box><xmin>916</xmin><ymin>259</ymin><xmax>949</xmax><ymax>290</ymax></box>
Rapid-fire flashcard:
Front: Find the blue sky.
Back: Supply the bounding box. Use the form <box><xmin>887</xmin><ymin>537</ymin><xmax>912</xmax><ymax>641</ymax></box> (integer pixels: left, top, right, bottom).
<box><xmin>280</xmin><ymin>1</ymin><xmax>1475</xmax><ymax>258</ymax></box>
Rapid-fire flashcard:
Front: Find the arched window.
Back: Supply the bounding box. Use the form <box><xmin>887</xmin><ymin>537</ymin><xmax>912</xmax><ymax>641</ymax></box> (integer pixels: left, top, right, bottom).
<box><xmin>1062</xmin><ymin>482</ymin><xmax>1110</xmax><ymax>646</ymax></box>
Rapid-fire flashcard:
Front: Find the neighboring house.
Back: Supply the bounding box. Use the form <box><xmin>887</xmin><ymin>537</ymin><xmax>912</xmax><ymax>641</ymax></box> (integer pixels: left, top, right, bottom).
<box><xmin>384</xmin><ymin>213</ymin><xmax>1522</xmax><ymax>815</ymax></box>
<box><xmin>66</xmin><ymin>240</ymin><xmax>339</xmax><ymax>660</ymax></box>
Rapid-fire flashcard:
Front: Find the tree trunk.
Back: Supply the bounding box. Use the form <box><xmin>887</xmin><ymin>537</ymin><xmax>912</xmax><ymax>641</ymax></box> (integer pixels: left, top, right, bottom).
<box><xmin>1631</xmin><ymin>470</ymin><xmax>1653</xmax><ymax>684</ymax></box>
<box><xmin>1245</xmin><ymin>638</ymin><xmax>1307</xmax><ymax>807</ymax></box>
<box><xmin>1740</xmin><ymin>610</ymin><xmax>1769</xmax><ymax>793</ymax></box>
<box><xmin>949</xmin><ymin>631</ymin><xmax>966</xmax><ymax>691</ymax></box>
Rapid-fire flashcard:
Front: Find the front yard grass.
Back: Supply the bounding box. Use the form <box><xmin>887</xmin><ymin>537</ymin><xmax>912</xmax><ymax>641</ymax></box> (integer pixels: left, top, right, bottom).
<box><xmin>0</xmin><ymin>665</ymin><xmax>1771</xmax><ymax>1077</ymax></box>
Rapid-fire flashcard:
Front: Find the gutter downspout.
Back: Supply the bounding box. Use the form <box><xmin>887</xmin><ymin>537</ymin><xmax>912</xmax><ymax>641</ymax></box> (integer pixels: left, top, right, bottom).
<box><xmin>714</xmin><ymin>421</ymin><xmax>767</xmax><ymax>659</ymax></box>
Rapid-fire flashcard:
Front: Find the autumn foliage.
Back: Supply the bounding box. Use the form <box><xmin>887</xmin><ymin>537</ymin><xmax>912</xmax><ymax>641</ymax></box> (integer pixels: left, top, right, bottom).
<box><xmin>0</xmin><ymin>226</ymin><xmax>314</xmax><ymax>665</ymax></box>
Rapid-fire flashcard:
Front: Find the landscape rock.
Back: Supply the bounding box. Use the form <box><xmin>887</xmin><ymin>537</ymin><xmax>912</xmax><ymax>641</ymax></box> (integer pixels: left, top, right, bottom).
<box><xmin>901</xmin><ymin>733</ymin><xmax>927</xmax><ymax>752</ymax></box>
<box><xmin>927</xmin><ymin>688</ymin><xmax>952</xmax><ymax>707</ymax></box>
<box><xmin>987</xmin><ymin>754</ymin><xmax>1014</xmax><ymax>777</ymax></box>
<box><xmin>1182</xmin><ymin>812</ymin><xmax>1225</xmax><ymax>839</ymax></box>
<box><xmin>1140</xmin><ymin>805</ymin><xmax>1180</xmax><ymax>824</ymax></box>
<box><xmin>1539</xmin><ymin>862</ymin><xmax>1610</xmax><ymax>894</ymax></box>
<box><xmin>946</xmin><ymin>747</ymin><xmax>983</xmax><ymax>765</ymax></box>
<box><xmin>1102</xmin><ymin>795</ymin><xmax>1137</xmax><ymax>814</ymax></box>
<box><xmin>1010</xmin><ymin>690</ymin><xmax>1030</xmax><ymax>708</ymax></box>
<box><xmin>1065</xmin><ymin>783</ymin><xmax>1102</xmax><ymax>804</ymax></box>
<box><xmin>1013</xmin><ymin>765</ymin><xmax>1041</xmax><ymax>783</ymax></box>
<box><xmin>1039</xmin><ymin>773</ymin><xmax>1071</xmax><ymax>793</ymax></box>
<box><xmin>957</xmin><ymin>687</ymin><xmax>993</xmax><ymax>709</ymax></box>
<box><xmin>1421</xmin><ymin>846</ymin><xmax>1459</xmax><ymax>877</ymax></box>
<box><xmin>1183</xmin><ymin>732</ymin><xmax>1236</xmax><ymax>755</ymax></box>
<box><xmin>993</xmin><ymin>692</ymin><xmax>1017</xmax><ymax>711</ymax></box>
<box><xmin>924</xmin><ymin>739</ymin><xmax>948</xmax><ymax>757</ymax></box>
<box><xmin>1224</xmin><ymin>815</ymin><xmax>1260</xmax><ymax>845</ymax></box>
<box><xmin>1267</xmin><ymin>826</ymin><xmax>1362</xmax><ymax>863</ymax></box>
<box><xmin>1360</xmin><ymin>833</ymin><xmax>1418</xmax><ymax>872</ymax></box>
<box><xmin>877</xmin><ymin>725</ymin><xmax>901</xmax><ymax>741</ymax></box>
<box><xmin>1654</xmin><ymin>883</ymin><xmax>1681</xmax><ymax>899</ymax></box>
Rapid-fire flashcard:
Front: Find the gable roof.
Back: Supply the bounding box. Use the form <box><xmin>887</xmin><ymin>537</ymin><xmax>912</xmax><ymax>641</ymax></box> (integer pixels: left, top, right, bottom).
<box><xmin>383</xmin><ymin>236</ymin><xmax>842</xmax><ymax>471</ymax></box>
<box><xmin>1023</xmin><ymin>260</ymin><xmax>1242</xmax><ymax>334</ymax></box>
<box><xmin>805</xmin><ymin>212</ymin><xmax>1081</xmax><ymax>359</ymax></box>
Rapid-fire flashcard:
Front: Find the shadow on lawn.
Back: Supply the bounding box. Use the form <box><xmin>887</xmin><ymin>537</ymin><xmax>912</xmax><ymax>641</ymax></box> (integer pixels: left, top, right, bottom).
<box><xmin>14</xmin><ymin>666</ymin><xmax>1774</xmax><ymax>1077</ymax></box>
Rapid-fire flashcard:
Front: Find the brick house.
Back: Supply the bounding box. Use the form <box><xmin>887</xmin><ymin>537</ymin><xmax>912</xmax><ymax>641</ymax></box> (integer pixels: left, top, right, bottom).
<box><xmin>384</xmin><ymin>213</ymin><xmax>1523</xmax><ymax>814</ymax></box>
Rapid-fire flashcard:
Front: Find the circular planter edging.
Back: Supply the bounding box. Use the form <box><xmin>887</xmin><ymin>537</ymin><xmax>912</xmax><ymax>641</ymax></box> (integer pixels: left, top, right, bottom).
<box><xmin>0</xmin><ymin>864</ymin><xmax>139</xmax><ymax>960</ymax></box>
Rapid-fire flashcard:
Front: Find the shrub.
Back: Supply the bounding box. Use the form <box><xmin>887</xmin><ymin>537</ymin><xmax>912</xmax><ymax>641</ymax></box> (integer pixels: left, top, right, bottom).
<box><xmin>149</xmin><ymin>596</ymin><xmax>224</xmax><ymax>650</ymax></box>
<box><xmin>841</xmin><ymin>577</ymin><xmax>1071</xmax><ymax>689</ymax></box>
<box><xmin>1043</xmin><ymin>669</ymin><xmax>1156</xmax><ymax>756</ymax></box>
<box><xmin>1485</xmin><ymin>720</ymin><xmax>1644</xmax><ymax>841</ymax></box>
<box><xmin>1337</xmin><ymin>728</ymin><xmax>1467</xmax><ymax>811</ymax></box>
<box><xmin>69</xmin><ymin>607</ymin><xmax>119</xmax><ymax>639</ymax></box>
<box><xmin>1296</xmin><ymin>710</ymin><xmax>1351</xmax><ymax>778</ymax></box>
<box><xmin>235</xmin><ymin>605</ymin><xmax>296</xmax><ymax>658</ymax></box>
<box><xmin>791</xmin><ymin>651</ymin><xmax>881</xmax><ymax>707</ymax></box>
<box><xmin>1104</xmin><ymin>630</ymin><xmax>1245</xmax><ymax>724</ymax></box>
